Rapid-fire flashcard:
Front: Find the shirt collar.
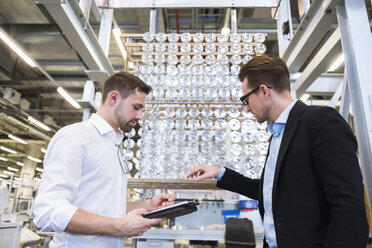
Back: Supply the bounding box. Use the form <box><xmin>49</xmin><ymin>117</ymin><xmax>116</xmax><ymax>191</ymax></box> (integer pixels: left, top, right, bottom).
<box><xmin>268</xmin><ymin>100</ymin><xmax>297</xmax><ymax>136</ymax></box>
<box><xmin>89</xmin><ymin>113</ymin><xmax>124</xmax><ymax>144</ymax></box>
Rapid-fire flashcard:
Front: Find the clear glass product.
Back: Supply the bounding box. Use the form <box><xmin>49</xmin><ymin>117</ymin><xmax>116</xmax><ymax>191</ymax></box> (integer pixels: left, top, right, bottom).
<box><xmin>180</xmin><ymin>43</ymin><xmax>191</xmax><ymax>53</ymax></box>
<box><xmin>215</xmin><ymin>119</ymin><xmax>226</xmax><ymax>130</ymax></box>
<box><xmin>188</xmin><ymin>108</ymin><xmax>200</xmax><ymax>118</ymax></box>
<box><xmin>176</xmin><ymin>108</ymin><xmax>187</xmax><ymax>118</ymax></box>
<box><xmin>193</xmin><ymin>33</ymin><xmax>204</xmax><ymax>43</ymax></box>
<box><xmin>188</xmin><ymin>131</ymin><xmax>199</xmax><ymax>143</ymax></box>
<box><xmin>205</xmin><ymin>55</ymin><xmax>216</xmax><ymax>65</ymax></box>
<box><xmin>205</xmin><ymin>33</ymin><xmax>216</xmax><ymax>43</ymax></box>
<box><xmin>154</xmin><ymin>64</ymin><xmax>165</xmax><ymax>74</ymax></box>
<box><xmin>218</xmin><ymin>88</ymin><xmax>230</xmax><ymax>99</ymax></box>
<box><xmin>201</xmin><ymin>108</ymin><xmax>213</xmax><ymax>118</ymax></box>
<box><xmin>141</xmin><ymin>54</ymin><xmax>153</xmax><ymax>64</ymax></box>
<box><xmin>167</xmin><ymin>65</ymin><xmax>178</xmax><ymax>76</ymax></box>
<box><xmin>217</xmin><ymin>55</ymin><xmax>229</xmax><ymax>65</ymax></box>
<box><xmin>164</xmin><ymin>107</ymin><xmax>175</xmax><ymax>118</ymax></box>
<box><xmin>168</xmin><ymin>33</ymin><xmax>179</xmax><ymax>43</ymax></box>
<box><xmin>124</xmin><ymin>139</ymin><xmax>135</xmax><ymax>149</ymax></box>
<box><xmin>155</xmin><ymin>32</ymin><xmax>167</xmax><ymax>43</ymax></box>
<box><xmin>228</xmin><ymin>107</ymin><xmax>241</xmax><ymax>118</ymax></box>
<box><xmin>155</xmin><ymin>43</ymin><xmax>166</xmax><ymax>53</ymax></box>
<box><xmin>214</xmin><ymin>108</ymin><xmax>226</xmax><ymax>118</ymax></box>
<box><xmin>231</xmin><ymin>87</ymin><xmax>243</xmax><ymax>99</ymax></box>
<box><xmin>230</xmin><ymin>55</ymin><xmax>242</xmax><ymax>65</ymax></box>
<box><xmin>230</xmin><ymin>144</ymin><xmax>242</xmax><ymax>156</ymax></box>
<box><xmin>188</xmin><ymin>119</ymin><xmax>200</xmax><ymax>130</ymax></box>
<box><xmin>230</xmin><ymin>44</ymin><xmax>242</xmax><ymax>54</ymax></box>
<box><xmin>193</xmin><ymin>43</ymin><xmax>204</xmax><ymax>53</ymax></box>
<box><xmin>167</xmin><ymin>54</ymin><xmax>178</xmax><ymax>65</ymax></box>
<box><xmin>218</xmin><ymin>44</ymin><xmax>229</xmax><ymax>54</ymax></box>
<box><xmin>217</xmin><ymin>33</ymin><xmax>228</xmax><ymax>43</ymax></box>
<box><xmin>256</xmin><ymin>130</ymin><xmax>269</xmax><ymax>142</ymax></box>
<box><xmin>215</xmin><ymin>131</ymin><xmax>226</xmax><ymax>143</ymax></box>
<box><xmin>230</xmin><ymin>131</ymin><xmax>242</xmax><ymax>143</ymax></box>
<box><xmin>255</xmin><ymin>44</ymin><xmax>267</xmax><ymax>54</ymax></box>
<box><xmin>205</xmin><ymin>43</ymin><xmax>216</xmax><ymax>54</ymax></box>
<box><xmin>142</xmin><ymin>43</ymin><xmax>153</xmax><ymax>52</ymax></box>
<box><xmin>242</xmin><ymin>131</ymin><xmax>256</xmax><ymax>143</ymax></box>
<box><xmin>242</xmin><ymin>33</ymin><xmax>253</xmax><ymax>43</ymax></box>
<box><xmin>254</xmin><ymin>33</ymin><xmax>266</xmax><ymax>43</ymax></box>
<box><xmin>243</xmin><ymin>157</ymin><xmax>256</xmax><ymax>170</ymax></box>
<box><xmin>154</xmin><ymin>54</ymin><xmax>166</xmax><ymax>64</ymax></box>
<box><xmin>143</xmin><ymin>32</ymin><xmax>154</xmax><ymax>42</ymax></box>
<box><xmin>180</xmin><ymin>55</ymin><xmax>192</xmax><ymax>65</ymax></box>
<box><xmin>229</xmin><ymin>119</ymin><xmax>241</xmax><ymax>131</ymax></box>
<box><xmin>230</xmin><ymin>33</ymin><xmax>241</xmax><ymax>43</ymax></box>
<box><xmin>163</xmin><ymin>119</ymin><xmax>175</xmax><ymax>130</ymax></box>
<box><xmin>168</xmin><ymin>43</ymin><xmax>178</xmax><ymax>53</ymax></box>
<box><xmin>165</xmin><ymin>88</ymin><xmax>177</xmax><ymax>100</ymax></box>
<box><xmin>181</xmin><ymin>33</ymin><xmax>192</xmax><ymax>43</ymax></box>
<box><xmin>243</xmin><ymin>144</ymin><xmax>257</xmax><ymax>156</ymax></box>
<box><xmin>192</xmin><ymin>54</ymin><xmax>204</xmax><ymax>65</ymax></box>
<box><xmin>191</xmin><ymin>88</ymin><xmax>203</xmax><ymax>99</ymax></box>
<box><xmin>152</xmin><ymin>88</ymin><xmax>164</xmax><ymax>99</ymax></box>
<box><xmin>256</xmin><ymin>121</ymin><xmax>267</xmax><ymax>130</ymax></box>
<box><xmin>231</xmin><ymin>65</ymin><xmax>241</xmax><ymax>76</ymax></box>
<box><xmin>178</xmin><ymin>88</ymin><xmax>191</xmax><ymax>100</ymax></box>
<box><xmin>201</xmin><ymin>119</ymin><xmax>213</xmax><ymax>130</ymax></box>
<box><xmin>201</xmin><ymin>131</ymin><xmax>213</xmax><ymax>142</ymax></box>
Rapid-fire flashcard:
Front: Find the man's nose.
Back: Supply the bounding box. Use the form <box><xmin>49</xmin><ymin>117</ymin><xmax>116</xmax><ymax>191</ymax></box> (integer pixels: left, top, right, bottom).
<box><xmin>136</xmin><ymin>110</ymin><xmax>143</xmax><ymax>120</ymax></box>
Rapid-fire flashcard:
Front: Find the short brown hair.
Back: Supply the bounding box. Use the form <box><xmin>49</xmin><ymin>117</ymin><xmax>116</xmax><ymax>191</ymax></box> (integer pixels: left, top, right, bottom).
<box><xmin>102</xmin><ymin>71</ymin><xmax>152</xmax><ymax>102</ymax></box>
<box><xmin>238</xmin><ymin>55</ymin><xmax>290</xmax><ymax>93</ymax></box>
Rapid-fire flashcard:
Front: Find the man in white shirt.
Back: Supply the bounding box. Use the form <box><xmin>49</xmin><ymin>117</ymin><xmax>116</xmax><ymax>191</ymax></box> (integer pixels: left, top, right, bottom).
<box><xmin>33</xmin><ymin>71</ymin><xmax>175</xmax><ymax>248</ymax></box>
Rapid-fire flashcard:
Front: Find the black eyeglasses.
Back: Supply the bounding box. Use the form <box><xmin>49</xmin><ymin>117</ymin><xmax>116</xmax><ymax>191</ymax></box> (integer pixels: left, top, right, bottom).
<box><xmin>240</xmin><ymin>85</ymin><xmax>272</xmax><ymax>105</ymax></box>
<box><xmin>116</xmin><ymin>144</ymin><xmax>130</xmax><ymax>175</ymax></box>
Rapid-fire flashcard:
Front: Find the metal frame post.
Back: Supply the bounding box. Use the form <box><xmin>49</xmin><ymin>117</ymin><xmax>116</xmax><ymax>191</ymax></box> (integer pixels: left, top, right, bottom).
<box><xmin>230</xmin><ymin>8</ymin><xmax>237</xmax><ymax>34</ymax></box>
<box><xmin>336</xmin><ymin>3</ymin><xmax>372</xmax><ymax>220</ymax></box>
<box><xmin>149</xmin><ymin>9</ymin><xmax>157</xmax><ymax>34</ymax></box>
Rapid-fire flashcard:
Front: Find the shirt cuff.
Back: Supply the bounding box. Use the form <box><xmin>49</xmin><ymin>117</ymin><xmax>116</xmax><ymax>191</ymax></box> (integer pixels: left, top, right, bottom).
<box><xmin>50</xmin><ymin>202</ymin><xmax>79</xmax><ymax>233</ymax></box>
<box><xmin>215</xmin><ymin>167</ymin><xmax>226</xmax><ymax>180</ymax></box>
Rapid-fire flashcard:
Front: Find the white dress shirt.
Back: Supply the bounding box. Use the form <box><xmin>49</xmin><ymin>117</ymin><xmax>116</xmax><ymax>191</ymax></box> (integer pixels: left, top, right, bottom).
<box><xmin>263</xmin><ymin>100</ymin><xmax>297</xmax><ymax>248</ymax></box>
<box><xmin>33</xmin><ymin>114</ymin><xmax>128</xmax><ymax>248</ymax></box>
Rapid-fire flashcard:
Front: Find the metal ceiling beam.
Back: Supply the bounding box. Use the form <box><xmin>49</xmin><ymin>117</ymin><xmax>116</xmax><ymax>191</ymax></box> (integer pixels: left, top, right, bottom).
<box><xmin>282</xmin><ymin>0</ymin><xmax>343</xmax><ymax>72</ymax></box>
<box><xmin>292</xmin><ymin>27</ymin><xmax>342</xmax><ymax>97</ymax></box>
<box><xmin>99</xmin><ymin>0</ymin><xmax>278</xmax><ymax>8</ymax></box>
<box><xmin>37</xmin><ymin>0</ymin><xmax>114</xmax><ymax>85</ymax></box>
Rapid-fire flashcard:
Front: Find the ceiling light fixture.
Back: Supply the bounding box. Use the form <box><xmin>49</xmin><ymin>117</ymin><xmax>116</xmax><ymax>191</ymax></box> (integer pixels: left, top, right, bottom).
<box><xmin>41</xmin><ymin>148</ymin><xmax>47</xmax><ymax>153</ymax></box>
<box><xmin>0</xmin><ymin>28</ymin><xmax>37</xmax><ymax>67</ymax></box>
<box><xmin>328</xmin><ymin>54</ymin><xmax>345</xmax><ymax>72</ymax></box>
<box><xmin>112</xmin><ymin>28</ymin><xmax>127</xmax><ymax>60</ymax></box>
<box><xmin>0</xmin><ymin>174</ymin><xmax>8</xmax><ymax>178</ymax></box>
<box><xmin>0</xmin><ymin>146</ymin><xmax>17</xmax><ymax>154</ymax></box>
<box><xmin>0</xmin><ymin>157</ymin><xmax>8</xmax><ymax>161</ymax></box>
<box><xmin>57</xmin><ymin>87</ymin><xmax>81</xmax><ymax>109</ymax></box>
<box><xmin>35</xmin><ymin>167</ymin><xmax>44</xmax><ymax>172</ymax></box>
<box><xmin>28</xmin><ymin>116</ymin><xmax>51</xmax><ymax>131</ymax></box>
<box><xmin>27</xmin><ymin>155</ymin><xmax>42</xmax><ymax>163</ymax></box>
<box><xmin>8</xmin><ymin>134</ymin><xmax>28</xmax><ymax>144</ymax></box>
<box><xmin>3</xmin><ymin>170</ymin><xmax>14</xmax><ymax>175</ymax></box>
<box><xmin>16</xmin><ymin>162</ymin><xmax>24</xmax><ymax>166</ymax></box>
<box><xmin>7</xmin><ymin>167</ymin><xmax>19</xmax><ymax>172</ymax></box>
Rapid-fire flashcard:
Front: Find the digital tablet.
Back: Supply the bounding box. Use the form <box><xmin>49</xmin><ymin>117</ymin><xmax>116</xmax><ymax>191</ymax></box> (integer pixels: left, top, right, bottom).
<box><xmin>142</xmin><ymin>200</ymin><xmax>199</xmax><ymax>219</ymax></box>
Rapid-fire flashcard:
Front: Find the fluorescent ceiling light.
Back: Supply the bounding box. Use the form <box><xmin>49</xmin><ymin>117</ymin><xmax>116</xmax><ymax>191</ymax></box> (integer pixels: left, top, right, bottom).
<box><xmin>0</xmin><ymin>157</ymin><xmax>8</xmax><ymax>161</ymax></box>
<box><xmin>300</xmin><ymin>93</ymin><xmax>310</xmax><ymax>102</ymax></box>
<box><xmin>0</xmin><ymin>174</ymin><xmax>8</xmax><ymax>178</ymax></box>
<box><xmin>328</xmin><ymin>54</ymin><xmax>345</xmax><ymax>72</ymax></box>
<box><xmin>14</xmin><ymin>177</ymin><xmax>20</xmax><ymax>181</ymax></box>
<box><xmin>0</xmin><ymin>146</ymin><xmax>17</xmax><ymax>154</ymax></box>
<box><xmin>8</xmin><ymin>134</ymin><xmax>28</xmax><ymax>144</ymax></box>
<box><xmin>28</xmin><ymin>116</ymin><xmax>51</xmax><ymax>131</ymax></box>
<box><xmin>221</xmin><ymin>27</ymin><xmax>230</xmax><ymax>35</ymax></box>
<box><xmin>27</xmin><ymin>155</ymin><xmax>42</xmax><ymax>163</ymax></box>
<box><xmin>41</xmin><ymin>148</ymin><xmax>47</xmax><ymax>153</ymax></box>
<box><xmin>34</xmin><ymin>177</ymin><xmax>41</xmax><ymax>182</ymax></box>
<box><xmin>35</xmin><ymin>167</ymin><xmax>44</xmax><ymax>172</ymax></box>
<box><xmin>0</xmin><ymin>28</ymin><xmax>37</xmax><ymax>67</ymax></box>
<box><xmin>3</xmin><ymin>170</ymin><xmax>14</xmax><ymax>175</ymax></box>
<box><xmin>16</xmin><ymin>162</ymin><xmax>24</xmax><ymax>166</ymax></box>
<box><xmin>112</xmin><ymin>28</ymin><xmax>127</xmax><ymax>60</ymax></box>
<box><xmin>57</xmin><ymin>87</ymin><xmax>81</xmax><ymax>109</ymax></box>
<box><xmin>7</xmin><ymin>167</ymin><xmax>19</xmax><ymax>172</ymax></box>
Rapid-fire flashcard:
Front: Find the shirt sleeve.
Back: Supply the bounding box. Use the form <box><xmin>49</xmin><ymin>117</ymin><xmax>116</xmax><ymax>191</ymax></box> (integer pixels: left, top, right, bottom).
<box><xmin>215</xmin><ymin>167</ymin><xmax>226</xmax><ymax>180</ymax></box>
<box><xmin>33</xmin><ymin>126</ymin><xmax>85</xmax><ymax>232</ymax></box>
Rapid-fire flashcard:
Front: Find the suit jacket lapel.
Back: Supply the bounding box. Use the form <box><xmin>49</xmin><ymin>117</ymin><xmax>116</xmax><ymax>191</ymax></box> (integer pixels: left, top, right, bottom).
<box><xmin>271</xmin><ymin>101</ymin><xmax>307</xmax><ymax>208</ymax></box>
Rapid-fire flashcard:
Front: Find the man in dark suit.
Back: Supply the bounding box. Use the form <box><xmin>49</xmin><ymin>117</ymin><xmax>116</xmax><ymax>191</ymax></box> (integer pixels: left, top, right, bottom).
<box><xmin>187</xmin><ymin>55</ymin><xmax>369</xmax><ymax>247</ymax></box>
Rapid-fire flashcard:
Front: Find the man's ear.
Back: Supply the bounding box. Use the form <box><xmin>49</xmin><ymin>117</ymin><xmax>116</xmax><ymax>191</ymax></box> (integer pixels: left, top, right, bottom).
<box><xmin>107</xmin><ymin>91</ymin><xmax>121</xmax><ymax>106</ymax></box>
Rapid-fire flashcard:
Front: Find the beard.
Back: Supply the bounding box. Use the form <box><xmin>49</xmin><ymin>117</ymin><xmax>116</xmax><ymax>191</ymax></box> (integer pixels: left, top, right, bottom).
<box><xmin>255</xmin><ymin>102</ymin><xmax>271</xmax><ymax>123</ymax></box>
<box><xmin>114</xmin><ymin>104</ymin><xmax>137</xmax><ymax>132</ymax></box>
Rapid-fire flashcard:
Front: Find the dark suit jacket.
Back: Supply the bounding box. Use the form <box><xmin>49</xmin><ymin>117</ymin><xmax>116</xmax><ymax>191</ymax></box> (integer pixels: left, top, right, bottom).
<box><xmin>217</xmin><ymin>101</ymin><xmax>369</xmax><ymax>248</ymax></box>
